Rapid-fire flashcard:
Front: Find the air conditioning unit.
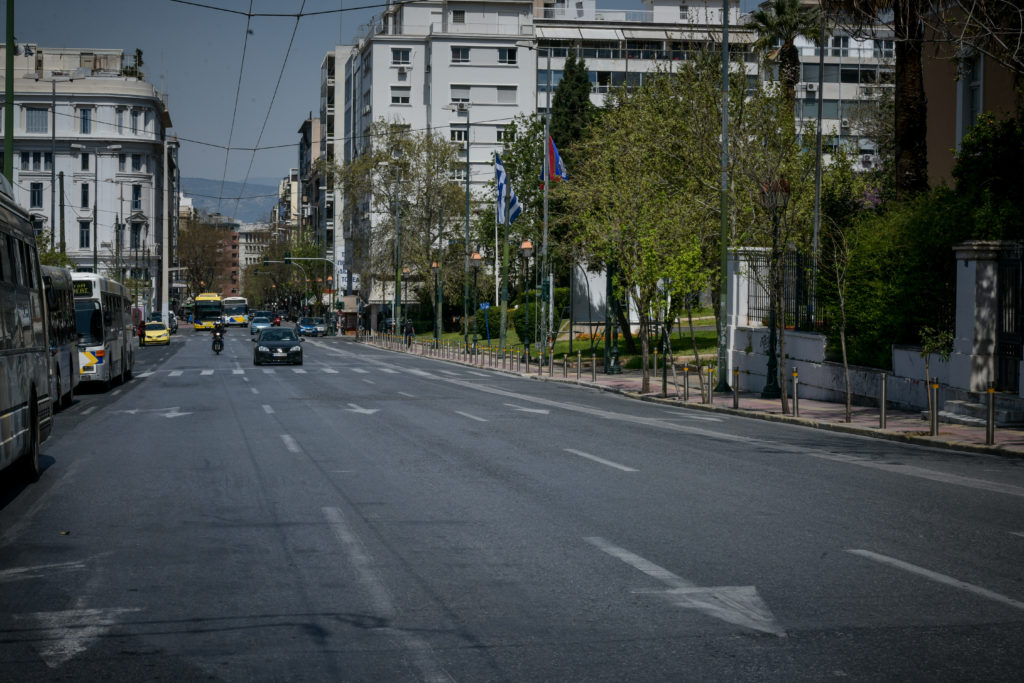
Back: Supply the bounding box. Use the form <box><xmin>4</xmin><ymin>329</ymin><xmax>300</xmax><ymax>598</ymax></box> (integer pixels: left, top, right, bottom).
<box><xmin>397</xmin><ymin>66</ymin><xmax>409</xmax><ymax>74</ymax></box>
<box><xmin>861</xmin><ymin>154</ymin><xmax>873</xmax><ymax>168</ymax></box>
<box><xmin>362</xmin><ymin>104</ymin><xmax>371</xmax><ymax>115</ymax></box>
<box><xmin>806</xmin><ymin>82</ymin><xmax>818</xmax><ymax>92</ymax></box>
<box><xmin>841</xmin><ymin>118</ymin><xmax>851</xmax><ymax>128</ymax></box>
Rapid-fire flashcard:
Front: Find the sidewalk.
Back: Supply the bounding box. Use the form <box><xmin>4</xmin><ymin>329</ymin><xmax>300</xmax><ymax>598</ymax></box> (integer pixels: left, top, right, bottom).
<box><xmin>367</xmin><ymin>335</ymin><xmax>1024</xmax><ymax>458</ymax></box>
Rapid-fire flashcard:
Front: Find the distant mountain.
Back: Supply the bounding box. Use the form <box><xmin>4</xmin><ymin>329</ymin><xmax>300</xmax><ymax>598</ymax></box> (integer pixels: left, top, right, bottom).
<box><xmin>180</xmin><ymin>177</ymin><xmax>279</xmax><ymax>224</ymax></box>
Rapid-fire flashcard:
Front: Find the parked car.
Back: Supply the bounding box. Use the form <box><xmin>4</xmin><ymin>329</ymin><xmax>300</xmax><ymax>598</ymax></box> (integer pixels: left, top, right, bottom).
<box><xmin>249</xmin><ymin>316</ymin><xmax>272</xmax><ymax>337</ymax></box>
<box><xmin>141</xmin><ymin>322</ymin><xmax>170</xmax><ymax>346</ymax></box>
<box><xmin>253</xmin><ymin>327</ymin><xmax>303</xmax><ymax>365</ymax></box>
<box><xmin>312</xmin><ymin>317</ymin><xmax>328</xmax><ymax>335</ymax></box>
<box><xmin>295</xmin><ymin>317</ymin><xmax>318</xmax><ymax>337</ymax></box>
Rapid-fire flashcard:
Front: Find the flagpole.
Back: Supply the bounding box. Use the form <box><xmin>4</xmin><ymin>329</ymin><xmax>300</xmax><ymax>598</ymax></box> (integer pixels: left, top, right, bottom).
<box><xmin>542</xmin><ymin>46</ymin><xmax>551</xmax><ymax>366</ymax></box>
<box><xmin>499</xmin><ymin>182</ymin><xmax>510</xmax><ymax>354</ymax></box>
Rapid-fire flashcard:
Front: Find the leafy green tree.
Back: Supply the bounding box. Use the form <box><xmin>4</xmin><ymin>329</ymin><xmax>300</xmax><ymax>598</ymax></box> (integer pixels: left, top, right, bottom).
<box><xmin>952</xmin><ymin>112</ymin><xmax>1024</xmax><ymax>238</ymax></box>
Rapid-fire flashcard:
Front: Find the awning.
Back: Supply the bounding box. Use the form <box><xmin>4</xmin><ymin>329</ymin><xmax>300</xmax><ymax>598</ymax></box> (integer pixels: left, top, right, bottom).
<box><xmin>578</xmin><ymin>28</ymin><xmax>621</xmax><ymax>41</ymax></box>
<box><xmin>622</xmin><ymin>29</ymin><xmax>668</xmax><ymax>41</ymax></box>
<box><xmin>536</xmin><ymin>27</ymin><xmax>582</xmax><ymax>40</ymax></box>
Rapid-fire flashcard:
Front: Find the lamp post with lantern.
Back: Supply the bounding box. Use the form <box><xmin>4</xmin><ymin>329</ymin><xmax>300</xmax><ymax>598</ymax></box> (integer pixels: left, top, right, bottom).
<box><xmin>431</xmin><ymin>260</ymin><xmax>441</xmax><ymax>346</ymax></box>
<box><xmin>470</xmin><ymin>251</ymin><xmax>482</xmax><ymax>351</ymax></box>
<box><xmin>520</xmin><ymin>239</ymin><xmax>533</xmax><ymax>359</ymax></box>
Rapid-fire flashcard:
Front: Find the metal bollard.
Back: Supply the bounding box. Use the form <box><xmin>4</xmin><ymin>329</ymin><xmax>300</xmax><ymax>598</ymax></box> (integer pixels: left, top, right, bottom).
<box><xmin>683</xmin><ymin>366</ymin><xmax>689</xmax><ymax>402</ymax></box>
<box><xmin>548</xmin><ymin>349</ymin><xmax>553</xmax><ymax>376</ymax></box>
<box><xmin>986</xmin><ymin>384</ymin><xmax>996</xmax><ymax>446</ymax></box>
<box><xmin>706</xmin><ymin>367</ymin><xmax>715</xmax><ymax>404</ymax></box>
<box><xmin>592</xmin><ymin>353</ymin><xmax>597</xmax><ymax>382</ymax></box>
<box><xmin>929</xmin><ymin>382</ymin><xmax>939</xmax><ymax>436</ymax></box>
<box><xmin>537</xmin><ymin>353</ymin><xmax>542</xmax><ymax>376</ymax></box>
<box><xmin>526</xmin><ymin>352</ymin><xmax>530</xmax><ymax>374</ymax></box>
<box><xmin>577</xmin><ymin>351</ymin><xmax>581</xmax><ymax>381</ymax></box>
<box><xmin>563</xmin><ymin>354</ymin><xmax>568</xmax><ymax>378</ymax></box>
<box><xmin>879</xmin><ymin>372</ymin><xmax>887</xmax><ymax>429</ymax></box>
<box><xmin>792</xmin><ymin>369</ymin><xmax>799</xmax><ymax>417</ymax></box>
<box><xmin>733</xmin><ymin>368</ymin><xmax>739</xmax><ymax>409</ymax></box>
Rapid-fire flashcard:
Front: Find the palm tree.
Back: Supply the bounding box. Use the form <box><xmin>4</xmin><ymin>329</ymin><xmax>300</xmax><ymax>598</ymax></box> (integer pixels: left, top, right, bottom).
<box><xmin>821</xmin><ymin>0</ymin><xmax>930</xmax><ymax>198</ymax></box>
<box><xmin>749</xmin><ymin>0</ymin><xmax>825</xmax><ymax>104</ymax></box>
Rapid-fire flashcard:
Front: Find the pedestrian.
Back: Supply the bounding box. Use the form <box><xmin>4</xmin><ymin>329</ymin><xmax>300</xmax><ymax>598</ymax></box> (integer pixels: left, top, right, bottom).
<box><xmin>404</xmin><ymin>319</ymin><xmax>414</xmax><ymax>348</ymax></box>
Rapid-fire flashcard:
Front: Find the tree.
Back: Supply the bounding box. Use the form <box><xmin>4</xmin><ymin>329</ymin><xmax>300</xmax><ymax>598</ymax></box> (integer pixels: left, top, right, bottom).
<box><xmin>549</xmin><ymin>50</ymin><xmax>595</xmax><ymax>171</ymax></box>
<box><xmin>749</xmin><ymin>0</ymin><xmax>825</xmax><ymax>104</ymax></box>
<box><xmin>822</xmin><ymin>0</ymin><xmax>930</xmax><ymax>198</ymax></box>
<box><xmin>922</xmin><ymin>1</ymin><xmax>1024</xmax><ymax>82</ymax></box>
<box><xmin>177</xmin><ymin>214</ymin><xmax>233</xmax><ymax>302</ymax></box>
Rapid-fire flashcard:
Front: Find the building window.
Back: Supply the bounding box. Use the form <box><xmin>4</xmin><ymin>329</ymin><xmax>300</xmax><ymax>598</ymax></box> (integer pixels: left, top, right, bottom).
<box><xmin>451</xmin><ymin>47</ymin><xmax>470</xmax><ymax>63</ymax></box>
<box><xmin>29</xmin><ymin>182</ymin><xmax>43</xmax><ymax>208</ymax></box>
<box><xmin>392</xmin><ymin>48</ymin><xmax>410</xmax><ymax>65</ymax></box>
<box><xmin>131</xmin><ymin>109</ymin><xmax>140</xmax><ymax>134</ymax></box>
<box><xmin>79</xmin><ymin>108</ymin><xmax>92</xmax><ymax>134</ymax></box>
<box><xmin>131</xmin><ymin>222</ymin><xmax>143</xmax><ymax>249</ymax></box>
<box><xmin>959</xmin><ymin>54</ymin><xmax>983</xmax><ymax>144</ymax></box>
<box><xmin>132</xmin><ymin>184</ymin><xmax>142</xmax><ymax>211</ymax></box>
<box><xmin>80</xmin><ymin>183</ymin><xmax>89</xmax><ymax>209</ymax></box>
<box><xmin>44</xmin><ymin>152</ymin><xmax>52</xmax><ymax>171</ymax></box>
<box><xmin>451</xmin><ymin>128</ymin><xmax>467</xmax><ymax>142</ymax></box>
<box><xmin>449</xmin><ymin>167</ymin><xmax>467</xmax><ymax>181</ymax></box>
<box><xmin>26</xmin><ymin>107</ymin><xmax>48</xmax><ymax>133</ymax></box>
<box><xmin>391</xmin><ymin>86</ymin><xmax>411</xmax><ymax>104</ymax></box>
<box><xmin>496</xmin><ymin>127</ymin><xmax>511</xmax><ymax>142</ymax></box>
<box><xmin>830</xmin><ymin>36</ymin><xmax>849</xmax><ymax>58</ymax></box>
<box><xmin>497</xmin><ymin>86</ymin><xmax>517</xmax><ymax>104</ymax></box>
<box><xmin>81</xmin><ymin>152</ymin><xmax>90</xmax><ymax>171</ymax></box>
<box><xmin>452</xmin><ymin>9</ymin><xmax>465</xmax><ymax>24</ymax></box>
<box><xmin>679</xmin><ymin>4</ymin><xmax>689</xmax><ymax>20</ymax></box>
<box><xmin>20</xmin><ymin>151</ymin><xmax>29</xmax><ymax>170</ymax></box>
<box><xmin>32</xmin><ymin>152</ymin><xmax>42</xmax><ymax>171</ymax></box>
<box><xmin>116</xmin><ymin>109</ymin><xmax>124</xmax><ymax>134</ymax></box>
<box><xmin>450</xmin><ymin>85</ymin><xmax>470</xmax><ymax>103</ymax></box>
<box><xmin>498</xmin><ymin>48</ymin><xmax>517</xmax><ymax>65</ymax></box>
<box><xmin>132</xmin><ymin>154</ymin><xmax>142</xmax><ymax>172</ymax></box>
<box><xmin>874</xmin><ymin>39</ymin><xmax>894</xmax><ymax>59</ymax></box>
<box><xmin>119</xmin><ymin>153</ymin><xmax>126</xmax><ymax>172</ymax></box>
<box><xmin>79</xmin><ymin>221</ymin><xmax>90</xmax><ymax>248</ymax></box>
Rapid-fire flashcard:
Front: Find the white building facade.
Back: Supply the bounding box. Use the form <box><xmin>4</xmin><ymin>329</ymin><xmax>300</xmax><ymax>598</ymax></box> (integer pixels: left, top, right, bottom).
<box><xmin>0</xmin><ymin>44</ymin><xmax>177</xmax><ymax>313</ymax></box>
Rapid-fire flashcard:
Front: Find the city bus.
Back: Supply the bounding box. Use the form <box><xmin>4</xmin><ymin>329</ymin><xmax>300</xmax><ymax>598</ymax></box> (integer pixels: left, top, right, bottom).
<box><xmin>193</xmin><ymin>292</ymin><xmax>223</xmax><ymax>331</ymax></box>
<box><xmin>0</xmin><ymin>176</ymin><xmax>54</xmax><ymax>482</ymax></box>
<box><xmin>42</xmin><ymin>265</ymin><xmax>79</xmax><ymax>409</ymax></box>
<box><xmin>221</xmin><ymin>295</ymin><xmax>249</xmax><ymax>326</ymax></box>
<box><xmin>72</xmin><ymin>272</ymin><xmax>134</xmax><ymax>389</ymax></box>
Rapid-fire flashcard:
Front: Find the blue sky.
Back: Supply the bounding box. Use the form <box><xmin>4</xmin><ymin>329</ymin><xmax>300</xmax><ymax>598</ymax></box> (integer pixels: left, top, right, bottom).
<box><xmin>13</xmin><ymin>0</ymin><xmax>760</xmax><ymax>190</ymax></box>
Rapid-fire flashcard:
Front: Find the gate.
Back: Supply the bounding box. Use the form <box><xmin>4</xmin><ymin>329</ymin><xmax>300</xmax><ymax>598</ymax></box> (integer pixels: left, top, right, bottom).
<box><xmin>996</xmin><ymin>248</ymin><xmax>1023</xmax><ymax>392</ymax></box>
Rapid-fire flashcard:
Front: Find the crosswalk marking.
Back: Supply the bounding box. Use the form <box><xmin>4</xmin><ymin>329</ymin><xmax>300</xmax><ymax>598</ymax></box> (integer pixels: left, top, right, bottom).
<box><xmin>323</xmin><ymin>368</ymin><xmax>338</xmax><ymax>374</ymax></box>
<box><xmin>262</xmin><ymin>368</ymin><xmax>275</xmax><ymax>374</ymax></box>
<box><xmin>132</xmin><ymin>365</ymin><xmax>486</xmax><ymax>379</ymax></box>
<box><xmin>233</xmin><ymin>368</ymin><xmax>244</xmax><ymax>374</ymax></box>
<box><xmin>352</xmin><ymin>368</ymin><xmax>369</xmax><ymax>374</ymax></box>
<box><xmin>169</xmin><ymin>370</ymin><xmax>182</xmax><ymax>377</ymax></box>
<box><xmin>201</xmin><ymin>370</ymin><xmax>214</xmax><ymax>376</ymax></box>
<box><xmin>293</xmin><ymin>368</ymin><xmax>307</xmax><ymax>374</ymax></box>
<box><xmin>137</xmin><ymin>371</ymin><xmax>154</xmax><ymax>377</ymax></box>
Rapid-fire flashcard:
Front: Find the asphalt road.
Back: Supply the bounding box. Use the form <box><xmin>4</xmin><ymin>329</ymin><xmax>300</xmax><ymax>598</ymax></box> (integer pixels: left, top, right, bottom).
<box><xmin>2</xmin><ymin>328</ymin><xmax>1024</xmax><ymax>681</ymax></box>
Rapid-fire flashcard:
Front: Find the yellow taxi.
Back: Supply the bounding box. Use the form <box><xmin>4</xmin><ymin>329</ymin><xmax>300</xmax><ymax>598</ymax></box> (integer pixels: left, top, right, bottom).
<box><xmin>142</xmin><ymin>322</ymin><xmax>170</xmax><ymax>346</ymax></box>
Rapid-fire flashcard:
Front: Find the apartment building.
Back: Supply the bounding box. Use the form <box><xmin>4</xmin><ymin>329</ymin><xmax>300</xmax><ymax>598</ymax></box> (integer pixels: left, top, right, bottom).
<box><xmin>0</xmin><ymin>43</ymin><xmax>178</xmax><ymax>311</ymax></box>
<box><xmin>320</xmin><ymin>46</ymin><xmax>355</xmax><ymax>295</ymax></box>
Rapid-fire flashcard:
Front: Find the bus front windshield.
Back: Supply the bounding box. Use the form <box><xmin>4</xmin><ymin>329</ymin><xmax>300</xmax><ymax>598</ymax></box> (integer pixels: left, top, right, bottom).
<box><xmin>195</xmin><ymin>302</ymin><xmax>222</xmax><ymax>322</ymax></box>
<box><xmin>223</xmin><ymin>302</ymin><xmax>247</xmax><ymax>317</ymax></box>
<box><xmin>74</xmin><ymin>300</ymin><xmax>103</xmax><ymax>345</ymax></box>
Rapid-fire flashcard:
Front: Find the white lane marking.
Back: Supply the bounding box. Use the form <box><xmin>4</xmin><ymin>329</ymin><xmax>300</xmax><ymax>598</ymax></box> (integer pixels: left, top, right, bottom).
<box><xmin>0</xmin><ymin>560</ymin><xmax>86</xmax><ymax>584</ymax></box>
<box><xmin>322</xmin><ymin>507</ymin><xmax>453</xmax><ymax>682</ymax></box>
<box><xmin>281</xmin><ymin>434</ymin><xmax>300</xmax><ymax>453</ymax></box>
<box><xmin>250</xmin><ymin>387</ymin><xmax>259</xmax><ymax>395</ymax></box>
<box><xmin>664</xmin><ymin>411</ymin><xmax>722</xmax><ymax>422</ymax></box>
<box><xmin>503</xmin><ymin>402</ymin><xmax>550</xmax><ymax>415</ymax></box>
<box><xmin>80</xmin><ymin>406</ymin><xmax>97</xmax><ymax>417</ymax></box>
<box><xmin>293</xmin><ymin>368</ymin><xmax>307</xmax><ymax>374</ymax></box>
<box><xmin>16</xmin><ymin>607</ymin><xmax>141</xmax><ymax>668</ymax></box>
<box><xmin>564</xmin><ymin>448</ymin><xmax>637</xmax><ymax>472</ymax></box>
<box><xmin>323</xmin><ymin>368</ymin><xmax>338</xmax><ymax>374</ymax></box>
<box><xmin>455</xmin><ymin>410</ymin><xmax>488</xmax><ymax>422</ymax></box>
<box><xmin>586</xmin><ymin>537</ymin><xmax>784</xmax><ymax>636</ymax></box>
<box><xmin>262</xmin><ymin>368</ymin><xmax>275</xmax><ymax>374</ymax></box>
<box><xmin>405</xmin><ymin>368</ymin><xmax>439</xmax><ymax>379</ymax></box>
<box><xmin>352</xmin><ymin>368</ymin><xmax>369</xmax><ymax>374</ymax></box>
<box><xmin>262</xmin><ymin>404</ymin><xmax>274</xmax><ymax>415</ymax></box>
<box><xmin>363</xmin><ymin>379</ymin><xmax>375</xmax><ymax>385</ymax></box>
<box><xmin>169</xmin><ymin>370</ymin><xmax>183</xmax><ymax>377</ymax></box>
<box><xmin>345</xmin><ymin>403</ymin><xmax>379</xmax><ymax>415</ymax></box>
<box><xmin>201</xmin><ymin>370</ymin><xmax>214</xmax><ymax>376</ymax></box>
<box><xmin>440</xmin><ymin>377</ymin><xmax>1024</xmax><ymax>498</ymax></box>
<box><xmin>398</xmin><ymin>392</ymin><xmax>415</xmax><ymax>398</ymax></box>
<box><xmin>847</xmin><ymin>549</ymin><xmax>1024</xmax><ymax>612</ymax></box>
<box><xmin>233</xmin><ymin>369</ymin><xmax>244</xmax><ymax>375</ymax></box>
<box><xmin>1011</xmin><ymin>531</ymin><xmax>1024</xmax><ymax>539</ymax></box>
<box><xmin>111</xmin><ymin>389</ymin><xmax>122</xmax><ymax>396</ymax></box>
<box><xmin>438</xmin><ymin>369</ymin><xmax>459</xmax><ymax>376</ymax></box>
<box><xmin>466</xmin><ymin>371</ymin><xmax>488</xmax><ymax>377</ymax></box>
<box><xmin>136</xmin><ymin>371</ymin><xmax>154</xmax><ymax>377</ymax></box>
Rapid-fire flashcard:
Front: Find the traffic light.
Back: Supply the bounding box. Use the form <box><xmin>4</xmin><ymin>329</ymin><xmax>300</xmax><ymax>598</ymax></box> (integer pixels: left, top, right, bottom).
<box><xmin>284</xmin><ymin>251</ymin><xmax>291</xmax><ymax>264</ymax></box>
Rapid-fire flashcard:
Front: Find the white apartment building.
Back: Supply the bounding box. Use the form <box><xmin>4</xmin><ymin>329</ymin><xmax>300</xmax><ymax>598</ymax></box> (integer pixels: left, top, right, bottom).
<box><xmin>327</xmin><ymin>0</ymin><xmax>891</xmax><ymax>295</ymax></box>
<box><xmin>320</xmin><ymin>46</ymin><xmax>354</xmax><ymax>294</ymax></box>
<box><xmin>0</xmin><ymin>44</ymin><xmax>178</xmax><ymax>311</ymax></box>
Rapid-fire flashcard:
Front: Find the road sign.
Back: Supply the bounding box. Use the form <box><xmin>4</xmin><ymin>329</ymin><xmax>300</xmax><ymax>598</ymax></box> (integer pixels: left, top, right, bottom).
<box><xmin>480</xmin><ymin>302</ymin><xmax>490</xmax><ymax>309</ymax></box>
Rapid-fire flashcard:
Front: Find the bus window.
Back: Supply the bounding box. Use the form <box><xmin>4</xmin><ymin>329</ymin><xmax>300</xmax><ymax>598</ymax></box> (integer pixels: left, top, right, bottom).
<box><xmin>75</xmin><ymin>300</ymin><xmax>103</xmax><ymax>345</ymax></box>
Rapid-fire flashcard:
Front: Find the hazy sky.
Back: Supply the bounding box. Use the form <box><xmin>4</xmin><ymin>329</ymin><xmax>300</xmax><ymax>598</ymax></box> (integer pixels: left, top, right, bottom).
<box><xmin>14</xmin><ymin>0</ymin><xmax>759</xmax><ymax>191</ymax></box>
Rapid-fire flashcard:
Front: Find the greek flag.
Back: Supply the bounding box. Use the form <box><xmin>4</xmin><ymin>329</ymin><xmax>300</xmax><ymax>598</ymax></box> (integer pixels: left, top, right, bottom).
<box><xmin>495</xmin><ymin>153</ymin><xmax>523</xmax><ymax>224</ymax></box>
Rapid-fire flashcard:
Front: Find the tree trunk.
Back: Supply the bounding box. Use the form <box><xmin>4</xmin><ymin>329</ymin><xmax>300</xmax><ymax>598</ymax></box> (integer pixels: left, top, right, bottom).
<box><xmin>841</xmin><ymin>327</ymin><xmax>852</xmax><ymax>422</ymax></box>
<box><xmin>616</xmin><ymin>303</ymin><xmax>636</xmax><ymax>354</ymax></box>
<box><xmin>777</xmin><ymin>291</ymin><xmax>790</xmax><ymax>416</ymax></box>
<box><xmin>687</xmin><ymin>300</ymin><xmax>705</xmax><ymax>395</ymax></box>
<box><xmin>894</xmin><ymin>0</ymin><xmax>929</xmax><ymax>198</ymax></box>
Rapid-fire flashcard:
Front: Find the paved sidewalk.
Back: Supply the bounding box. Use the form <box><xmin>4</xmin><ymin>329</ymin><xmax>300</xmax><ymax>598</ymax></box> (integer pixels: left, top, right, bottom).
<box><xmin>369</xmin><ymin>336</ymin><xmax>1024</xmax><ymax>458</ymax></box>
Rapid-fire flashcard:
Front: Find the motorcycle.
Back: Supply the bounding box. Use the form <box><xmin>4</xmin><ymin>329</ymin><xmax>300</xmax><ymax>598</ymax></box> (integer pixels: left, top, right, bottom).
<box><xmin>212</xmin><ymin>329</ymin><xmax>224</xmax><ymax>355</ymax></box>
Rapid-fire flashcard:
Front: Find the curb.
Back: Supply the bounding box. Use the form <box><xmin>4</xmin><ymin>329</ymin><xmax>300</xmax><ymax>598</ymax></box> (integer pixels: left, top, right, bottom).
<box><xmin>356</xmin><ymin>339</ymin><xmax>1023</xmax><ymax>459</ymax></box>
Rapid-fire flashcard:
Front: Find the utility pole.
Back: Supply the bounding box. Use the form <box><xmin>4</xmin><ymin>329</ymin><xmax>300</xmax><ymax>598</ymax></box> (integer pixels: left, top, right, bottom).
<box><xmin>3</xmin><ymin>0</ymin><xmax>14</xmax><ymax>183</ymax></box>
<box><xmin>59</xmin><ymin>171</ymin><xmax>66</xmax><ymax>253</ymax></box>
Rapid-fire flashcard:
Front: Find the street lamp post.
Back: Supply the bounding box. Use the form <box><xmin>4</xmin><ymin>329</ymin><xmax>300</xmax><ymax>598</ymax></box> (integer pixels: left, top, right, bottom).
<box><xmin>470</xmin><ymin>251</ymin><xmax>482</xmax><ymax>352</ymax></box>
<box><xmin>520</xmin><ymin>240</ymin><xmax>533</xmax><ymax>359</ymax></box>
<box><xmin>443</xmin><ymin>101</ymin><xmax>472</xmax><ymax>347</ymax></box>
<box><xmin>402</xmin><ymin>266</ymin><xmax>411</xmax><ymax>328</ymax></box>
<box><xmin>759</xmin><ymin>178</ymin><xmax>790</xmax><ymax>399</ymax></box>
<box><xmin>393</xmin><ymin>158</ymin><xmax>401</xmax><ymax>335</ymax></box>
<box><xmin>432</xmin><ymin>260</ymin><xmax>441</xmax><ymax>346</ymax></box>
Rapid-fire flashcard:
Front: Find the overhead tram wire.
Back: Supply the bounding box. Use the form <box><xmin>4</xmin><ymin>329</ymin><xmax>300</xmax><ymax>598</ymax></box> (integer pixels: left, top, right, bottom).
<box><xmin>233</xmin><ymin>0</ymin><xmax>307</xmax><ymax>220</ymax></box>
<box><xmin>216</xmin><ymin>0</ymin><xmax>255</xmax><ymax>215</ymax></box>
<box><xmin>168</xmin><ymin>0</ymin><xmax>410</xmax><ymax>18</ymax></box>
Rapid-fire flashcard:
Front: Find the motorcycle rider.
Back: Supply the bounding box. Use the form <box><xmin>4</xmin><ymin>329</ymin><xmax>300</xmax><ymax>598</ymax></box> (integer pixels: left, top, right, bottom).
<box><xmin>212</xmin><ymin>320</ymin><xmax>226</xmax><ymax>351</ymax></box>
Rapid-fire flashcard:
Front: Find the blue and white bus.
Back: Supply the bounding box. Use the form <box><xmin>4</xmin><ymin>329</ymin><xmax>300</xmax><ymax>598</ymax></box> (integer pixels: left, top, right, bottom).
<box><xmin>0</xmin><ymin>177</ymin><xmax>53</xmax><ymax>483</ymax></box>
<box><xmin>42</xmin><ymin>265</ymin><xmax>80</xmax><ymax>409</ymax></box>
<box><xmin>72</xmin><ymin>272</ymin><xmax>134</xmax><ymax>389</ymax></box>
<box><xmin>221</xmin><ymin>296</ymin><xmax>249</xmax><ymax>326</ymax></box>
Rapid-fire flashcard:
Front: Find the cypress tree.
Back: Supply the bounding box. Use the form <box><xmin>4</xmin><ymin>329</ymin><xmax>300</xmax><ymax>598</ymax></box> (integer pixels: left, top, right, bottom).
<box><xmin>549</xmin><ymin>50</ymin><xmax>594</xmax><ymax>169</ymax></box>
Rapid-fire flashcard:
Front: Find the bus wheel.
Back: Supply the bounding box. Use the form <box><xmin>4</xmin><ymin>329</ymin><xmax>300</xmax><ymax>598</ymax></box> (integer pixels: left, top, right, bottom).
<box><xmin>18</xmin><ymin>392</ymin><xmax>41</xmax><ymax>483</ymax></box>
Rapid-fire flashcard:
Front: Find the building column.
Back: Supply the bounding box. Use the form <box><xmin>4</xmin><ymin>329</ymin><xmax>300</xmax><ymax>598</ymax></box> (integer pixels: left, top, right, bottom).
<box><xmin>950</xmin><ymin>241</ymin><xmax>1008</xmax><ymax>392</ymax></box>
